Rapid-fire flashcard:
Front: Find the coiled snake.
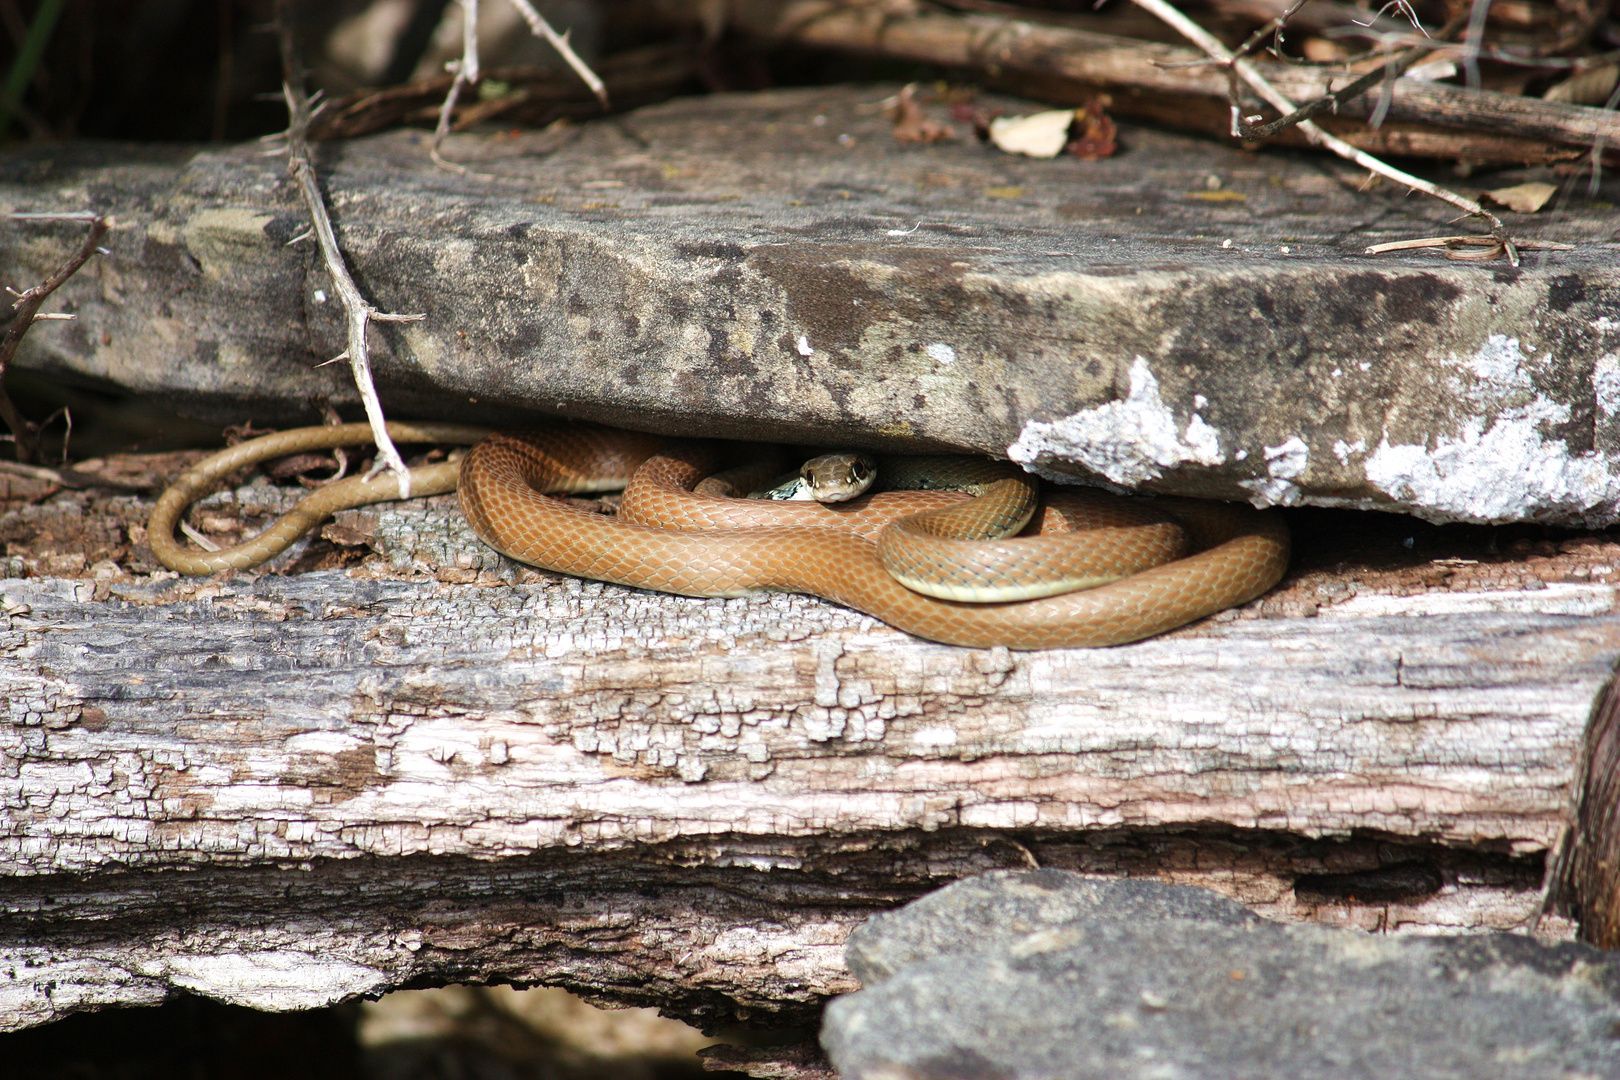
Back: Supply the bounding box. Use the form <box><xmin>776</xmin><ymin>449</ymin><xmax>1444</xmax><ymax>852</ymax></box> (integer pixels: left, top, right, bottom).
<box><xmin>148</xmin><ymin>421</ymin><xmax>1289</xmax><ymax>649</ymax></box>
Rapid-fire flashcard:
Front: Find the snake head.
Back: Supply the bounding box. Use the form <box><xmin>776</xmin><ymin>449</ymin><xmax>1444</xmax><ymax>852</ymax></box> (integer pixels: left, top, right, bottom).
<box><xmin>801</xmin><ymin>453</ymin><xmax>879</xmax><ymax>503</ymax></box>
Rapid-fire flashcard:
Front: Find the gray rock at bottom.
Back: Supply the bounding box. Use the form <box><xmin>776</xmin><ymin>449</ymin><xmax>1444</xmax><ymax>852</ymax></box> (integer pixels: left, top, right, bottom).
<box><xmin>822</xmin><ymin>870</ymin><xmax>1620</xmax><ymax>1080</ymax></box>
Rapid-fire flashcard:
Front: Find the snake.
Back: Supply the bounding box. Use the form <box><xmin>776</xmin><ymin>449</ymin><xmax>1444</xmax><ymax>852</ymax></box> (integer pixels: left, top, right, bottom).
<box><xmin>147</xmin><ymin>422</ymin><xmax>1289</xmax><ymax>649</ymax></box>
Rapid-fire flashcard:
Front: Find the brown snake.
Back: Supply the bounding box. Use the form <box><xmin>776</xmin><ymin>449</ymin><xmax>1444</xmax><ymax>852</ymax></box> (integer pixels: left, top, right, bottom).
<box><xmin>149</xmin><ymin>422</ymin><xmax>1290</xmax><ymax>649</ymax></box>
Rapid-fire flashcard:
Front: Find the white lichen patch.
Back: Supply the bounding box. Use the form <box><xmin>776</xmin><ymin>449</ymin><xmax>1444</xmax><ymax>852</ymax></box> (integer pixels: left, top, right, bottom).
<box><xmin>1593</xmin><ymin>353</ymin><xmax>1620</xmax><ymax>418</ymax></box>
<box><xmin>142</xmin><ymin>951</ymin><xmax>390</xmax><ymax>1011</ymax></box>
<box><xmin>1333</xmin><ymin>439</ymin><xmax>1368</xmax><ymax>464</ymax></box>
<box><xmin>1238</xmin><ymin>436</ymin><xmax>1310</xmax><ymax>507</ymax></box>
<box><xmin>1364</xmin><ymin>335</ymin><xmax>1620</xmax><ymax>524</ymax></box>
<box><xmin>1007</xmin><ymin>357</ymin><xmax>1225</xmax><ymax>486</ymax></box>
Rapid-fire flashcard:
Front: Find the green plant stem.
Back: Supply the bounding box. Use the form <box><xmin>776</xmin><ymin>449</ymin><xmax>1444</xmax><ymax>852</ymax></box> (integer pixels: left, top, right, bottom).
<box><xmin>0</xmin><ymin>0</ymin><xmax>67</xmax><ymax>138</ymax></box>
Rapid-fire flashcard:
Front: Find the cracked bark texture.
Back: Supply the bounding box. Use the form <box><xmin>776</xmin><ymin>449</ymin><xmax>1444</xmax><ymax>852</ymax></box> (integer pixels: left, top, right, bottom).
<box><xmin>1</xmin><ymin>493</ymin><xmax>1615</xmax><ymax>1031</ymax></box>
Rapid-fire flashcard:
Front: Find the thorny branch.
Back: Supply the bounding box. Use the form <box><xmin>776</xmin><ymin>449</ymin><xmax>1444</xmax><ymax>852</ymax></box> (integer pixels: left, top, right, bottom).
<box><xmin>0</xmin><ymin>212</ymin><xmax>108</xmax><ymax>463</ymax></box>
<box><xmin>1231</xmin><ymin>10</ymin><xmax>1469</xmax><ymax>140</ymax></box>
<box><xmin>432</xmin><ymin>0</ymin><xmax>608</xmax><ymax>172</ymax></box>
<box><xmin>507</xmin><ymin>0</ymin><xmax>608</xmax><ymax>107</ymax></box>
<box><xmin>275</xmin><ymin>0</ymin><xmax>420</xmax><ymax>495</ymax></box>
<box><xmin>431</xmin><ymin>0</ymin><xmax>481</xmax><ymax>172</ymax></box>
<box><xmin>1129</xmin><ymin>0</ymin><xmax>1521</xmax><ymax>264</ymax></box>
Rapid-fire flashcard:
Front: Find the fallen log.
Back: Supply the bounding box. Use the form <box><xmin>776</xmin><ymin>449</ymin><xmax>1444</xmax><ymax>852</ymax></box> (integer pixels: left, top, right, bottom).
<box><xmin>1</xmin><ymin>492</ymin><xmax>1616</xmax><ymax>1031</ymax></box>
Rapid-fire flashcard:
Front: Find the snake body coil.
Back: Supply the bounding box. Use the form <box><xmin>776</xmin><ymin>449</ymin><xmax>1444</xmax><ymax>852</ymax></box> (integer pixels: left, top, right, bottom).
<box><xmin>150</xmin><ymin>423</ymin><xmax>1289</xmax><ymax>649</ymax></box>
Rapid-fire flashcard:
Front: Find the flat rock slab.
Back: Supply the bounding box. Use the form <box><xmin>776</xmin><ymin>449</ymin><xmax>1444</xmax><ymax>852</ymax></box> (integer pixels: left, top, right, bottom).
<box><xmin>823</xmin><ymin>870</ymin><xmax>1620</xmax><ymax>1080</ymax></box>
<box><xmin>1</xmin><ymin>86</ymin><xmax>1617</xmax><ymax>525</ymax></box>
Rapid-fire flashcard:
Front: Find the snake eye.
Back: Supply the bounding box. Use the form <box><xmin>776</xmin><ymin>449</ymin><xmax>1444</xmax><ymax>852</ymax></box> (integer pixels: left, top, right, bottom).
<box><xmin>851</xmin><ymin>461</ymin><xmax>869</xmax><ymax>480</ymax></box>
<box><xmin>800</xmin><ymin>465</ymin><xmax>814</xmax><ymax>481</ymax></box>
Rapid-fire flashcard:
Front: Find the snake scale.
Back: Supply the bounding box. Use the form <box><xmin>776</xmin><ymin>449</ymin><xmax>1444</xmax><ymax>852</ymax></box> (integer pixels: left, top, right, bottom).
<box><xmin>148</xmin><ymin>421</ymin><xmax>1290</xmax><ymax>649</ymax></box>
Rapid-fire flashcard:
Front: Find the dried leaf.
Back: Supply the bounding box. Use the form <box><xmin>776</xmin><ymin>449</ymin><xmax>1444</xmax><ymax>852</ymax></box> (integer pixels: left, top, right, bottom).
<box><xmin>1302</xmin><ymin>37</ymin><xmax>1349</xmax><ymax>62</ymax></box>
<box><xmin>988</xmin><ymin>110</ymin><xmax>1076</xmax><ymax>158</ymax></box>
<box><xmin>1065</xmin><ymin>98</ymin><xmax>1117</xmax><ymax>160</ymax></box>
<box><xmin>950</xmin><ymin>101</ymin><xmax>1003</xmax><ymax>141</ymax></box>
<box><xmin>1543</xmin><ymin>64</ymin><xmax>1619</xmax><ymax>106</ymax></box>
<box><xmin>1481</xmin><ymin>182</ymin><xmax>1558</xmax><ymax>213</ymax></box>
<box><xmin>889</xmin><ymin>84</ymin><xmax>955</xmax><ymax>144</ymax></box>
<box><xmin>1401</xmin><ymin>58</ymin><xmax>1458</xmax><ymax>82</ymax></box>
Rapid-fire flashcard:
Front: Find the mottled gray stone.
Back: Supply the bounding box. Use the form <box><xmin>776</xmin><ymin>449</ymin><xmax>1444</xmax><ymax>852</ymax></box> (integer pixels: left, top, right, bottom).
<box><xmin>845</xmin><ymin>868</ymin><xmax>1258</xmax><ymax>984</ymax></box>
<box><xmin>823</xmin><ymin>870</ymin><xmax>1620</xmax><ymax>1080</ymax></box>
<box><xmin>1</xmin><ymin>86</ymin><xmax>1617</xmax><ymax>524</ymax></box>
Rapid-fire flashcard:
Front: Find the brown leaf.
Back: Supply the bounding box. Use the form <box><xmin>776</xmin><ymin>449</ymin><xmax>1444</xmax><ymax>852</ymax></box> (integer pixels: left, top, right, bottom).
<box><xmin>1542</xmin><ymin>64</ymin><xmax>1619</xmax><ymax>106</ymax></box>
<box><xmin>1481</xmin><ymin>182</ymin><xmax>1558</xmax><ymax>213</ymax></box>
<box><xmin>1066</xmin><ymin>98</ymin><xmax>1118</xmax><ymax>161</ymax></box>
<box><xmin>950</xmin><ymin>101</ymin><xmax>1003</xmax><ymax>141</ymax></box>
<box><xmin>889</xmin><ymin>84</ymin><xmax>956</xmax><ymax>144</ymax></box>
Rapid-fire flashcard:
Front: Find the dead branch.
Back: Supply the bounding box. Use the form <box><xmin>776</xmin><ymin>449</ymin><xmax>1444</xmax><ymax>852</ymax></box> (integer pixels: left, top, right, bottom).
<box><xmin>1129</xmin><ymin>0</ymin><xmax>1519</xmax><ymax>262</ymax></box>
<box><xmin>431</xmin><ymin>0</ymin><xmax>609</xmax><ymax>172</ymax></box>
<box><xmin>1233</xmin><ymin>10</ymin><xmax>1470</xmax><ymax>140</ymax></box>
<box><xmin>0</xmin><ymin>212</ymin><xmax>107</xmax><ymax>463</ymax></box>
<box><xmin>309</xmin><ymin>42</ymin><xmax>698</xmax><ymax>143</ymax></box>
<box><xmin>431</xmin><ymin>0</ymin><xmax>482</xmax><ymax>172</ymax></box>
<box><xmin>742</xmin><ymin>5</ymin><xmax>1620</xmax><ymax>164</ymax></box>
<box><xmin>274</xmin><ymin>1</ymin><xmax>420</xmax><ymax>496</ymax></box>
<box><xmin>506</xmin><ymin>0</ymin><xmax>608</xmax><ymax>107</ymax></box>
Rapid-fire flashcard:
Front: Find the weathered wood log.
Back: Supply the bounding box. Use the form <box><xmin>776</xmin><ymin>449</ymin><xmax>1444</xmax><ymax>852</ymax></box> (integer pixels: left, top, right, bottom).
<box><xmin>740</xmin><ymin>2</ymin><xmax>1620</xmax><ymax>158</ymax></box>
<box><xmin>1</xmin><ymin>494</ymin><xmax>1616</xmax><ymax>1031</ymax></box>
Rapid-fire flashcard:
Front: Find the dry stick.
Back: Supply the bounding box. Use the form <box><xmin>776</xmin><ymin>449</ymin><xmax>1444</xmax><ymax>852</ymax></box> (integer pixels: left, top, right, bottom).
<box><xmin>1129</xmin><ymin>0</ymin><xmax>1519</xmax><ymax>264</ymax></box>
<box><xmin>1589</xmin><ymin>77</ymin><xmax>1620</xmax><ymax>196</ymax></box>
<box><xmin>431</xmin><ymin>0</ymin><xmax>609</xmax><ymax>172</ymax></box>
<box><xmin>0</xmin><ymin>212</ymin><xmax>107</xmax><ymax>463</ymax></box>
<box><xmin>1461</xmin><ymin>0</ymin><xmax>1493</xmax><ymax>91</ymax></box>
<box><xmin>430</xmin><ymin>0</ymin><xmax>481</xmax><ymax>172</ymax></box>
<box><xmin>275</xmin><ymin>7</ymin><xmax>421</xmax><ymax>495</ymax></box>
<box><xmin>1229</xmin><ymin>0</ymin><xmax>1315</xmax><ymax>62</ymax></box>
<box><xmin>1235</xmin><ymin>10</ymin><xmax>1469</xmax><ymax>139</ymax></box>
<box><xmin>506</xmin><ymin>0</ymin><xmax>608</xmax><ymax>107</ymax></box>
<box><xmin>754</xmin><ymin>7</ymin><xmax>1618</xmax><ymax>165</ymax></box>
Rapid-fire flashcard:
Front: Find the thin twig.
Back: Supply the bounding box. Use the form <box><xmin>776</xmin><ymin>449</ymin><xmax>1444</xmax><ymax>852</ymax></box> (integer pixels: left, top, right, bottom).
<box><xmin>1461</xmin><ymin>0</ymin><xmax>1492</xmax><ymax>91</ymax></box>
<box><xmin>0</xmin><ymin>456</ymin><xmax>149</xmax><ymax>491</ymax></box>
<box><xmin>1365</xmin><ymin>236</ymin><xmax>1574</xmax><ymax>253</ymax></box>
<box><xmin>1235</xmin><ymin>10</ymin><xmax>1469</xmax><ymax>139</ymax></box>
<box><xmin>1130</xmin><ymin>0</ymin><xmax>1519</xmax><ymax>264</ymax></box>
<box><xmin>275</xmin><ymin>1</ymin><xmax>421</xmax><ymax>495</ymax></box>
<box><xmin>180</xmin><ymin>520</ymin><xmax>224</xmax><ymax>552</ymax></box>
<box><xmin>431</xmin><ymin>0</ymin><xmax>480</xmax><ymax>172</ymax></box>
<box><xmin>506</xmin><ymin>0</ymin><xmax>608</xmax><ymax>107</ymax></box>
<box><xmin>0</xmin><ymin>212</ymin><xmax>108</xmax><ymax>462</ymax></box>
<box><xmin>431</xmin><ymin>0</ymin><xmax>608</xmax><ymax>171</ymax></box>
<box><xmin>1589</xmin><ymin>77</ymin><xmax>1620</xmax><ymax>197</ymax></box>
<box><xmin>1231</xmin><ymin>0</ymin><xmax>1314</xmax><ymax>62</ymax></box>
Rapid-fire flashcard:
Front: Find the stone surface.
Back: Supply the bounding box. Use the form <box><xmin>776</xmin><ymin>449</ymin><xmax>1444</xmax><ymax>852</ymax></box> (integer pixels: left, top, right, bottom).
<box><xmin>823</xmin><ymin>870</ymin><xmax>1620</xmax><ymax>1080</ymax></box>
<box><xmin>845</xmin><ymin>869</ymin><xmax>1258</xmax><ymax>985</ymax></box>
<box><xmin>1</xmin><ymin>86</ymin><xmax>1617</xmax><ymax>524</ymax></box>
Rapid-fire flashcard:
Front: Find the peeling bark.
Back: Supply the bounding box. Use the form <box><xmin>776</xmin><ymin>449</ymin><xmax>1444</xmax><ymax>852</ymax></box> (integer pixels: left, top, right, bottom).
<box><xmin>1</xmin><ymin>494</ymin><xmax>1613</xmax><ymax>1030</ymax></box>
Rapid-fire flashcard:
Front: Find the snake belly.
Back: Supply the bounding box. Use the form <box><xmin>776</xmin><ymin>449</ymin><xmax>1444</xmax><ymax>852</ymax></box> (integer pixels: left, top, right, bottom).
<box><xmin>457</xmin><ymin>430</ymin><xmax>1290</xmax><ymax>649</ymax></box>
